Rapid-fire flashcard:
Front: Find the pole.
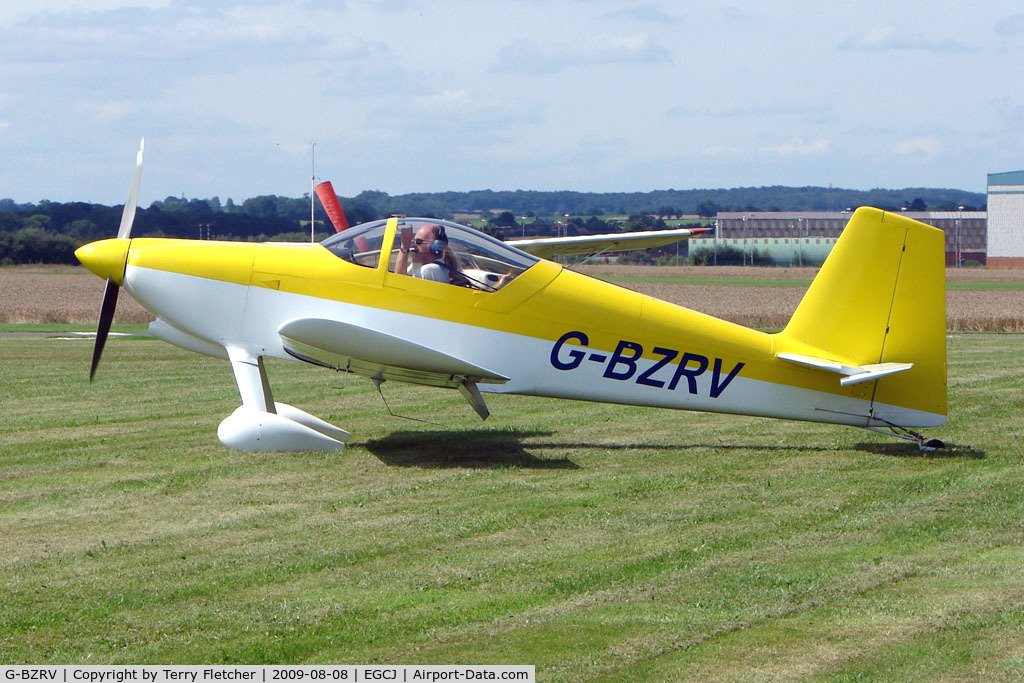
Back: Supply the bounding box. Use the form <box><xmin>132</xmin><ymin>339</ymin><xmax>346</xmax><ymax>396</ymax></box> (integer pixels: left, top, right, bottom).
<box><xmin>310</xmin><ymin>141</ymin><xmax>317</xmax><ymax>242</ymax></box>
<box><xmin>713</xmin><ymin>218</ymin><xmax>718</xmax><ymax>265</ymax></box>
<box><xmin>957</xmin><ymin>205</ymin><xmax>964</xmax><ymax>268</ymax></box>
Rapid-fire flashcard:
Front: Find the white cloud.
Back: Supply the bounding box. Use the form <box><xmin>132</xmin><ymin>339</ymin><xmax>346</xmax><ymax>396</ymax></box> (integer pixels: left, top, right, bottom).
<box><xmin>0</xmin><ymin>3</ymin><xmax>328</xmax><ymax>70</ymax></box>
<box><xmin>491</xmin><ymin>34</ymin><xmax>671</xmax><ymax>74</ymax></box>
<box><xmin>700</xmin><ymin>138</ymin><xmax>830</xmax><ymax>159</ymax></box>
<box><xmin>762</xmin><ymin>139</ymin><xmax>830</xmax><ymax>157</ymax></box>
<box><xmin>994</xmin><ymin>13</ymin><xmax>1024</xmax><ymax>36</ymax></box>
<box><xmin>839</xmin><ymin>25</ymin><xmax>976</xmax><ymax>52</ymax></box>
<box><xmin>0</xmin><ymin>0</ymin><xmax>1017</xmax><ymax>202</ymax></box>
<box><xmin>602</xmin><ymin>4</ymin><xmax>679</xmax><ymax>23</ymax></box>
<box><xmin>367</xmin><ymin>88</ymin><xmax>545</xmax><ymax>143</ymax></box>
<box><xmin>994</xmin><ymin>98</ymin><xmax>1024</xmax><ymax>125</ymax></box>
<box><xmin>894</xmin><ymin>138</ymin><xmax>941</xmax><ymax>157</ymax></box>
<box><xmin>76</xmin><ymin>100</ymin><xmax>141</xmax><ymax>121</ymax></box>
<box><xmin>668</xmin><ymin>102</ymin><xmax>834</xmax><ymax>120</ymax></box>
<box><xmin>412</xmin><ymin>89</ymin><xmax>473</xmax><ymax>114</ymax></box>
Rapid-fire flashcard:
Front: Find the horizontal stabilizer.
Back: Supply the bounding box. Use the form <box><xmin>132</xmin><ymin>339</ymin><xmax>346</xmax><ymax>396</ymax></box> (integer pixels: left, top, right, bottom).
<box><xmin>777</xmin><ymin>352</ymin><xmax>913</xmax><ymax>387</ymax></box>
<box><xmin>509</xmin><ymin>227</ymin><xmax>710</xmax><ymax>259</ymax></box>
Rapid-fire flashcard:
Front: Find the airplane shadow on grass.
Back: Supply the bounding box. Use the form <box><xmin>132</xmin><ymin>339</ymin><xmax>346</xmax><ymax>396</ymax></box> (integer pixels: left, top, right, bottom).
<box><xmin>363</xmin><ymin>430</ymin><xmax>581</xmax><ymax>469</ymax></box>
<box><xmin>854</xmin><ymin>441</ymin><xmax>986</xmax><ymax>459</ymax></box>
<box><xmin>360</xmin><ymin>428</ymin><xmax>964</xmax><ymax>469</ymax></box>
<box><xmin>363</xmin><ymin>430</ymin><xmax>989</xmax><ymax>469</ymax></box>
<box><xmin>362</xmin><ymin>430</ymin><xmax>826</xmax><ymax>469</ymax></box>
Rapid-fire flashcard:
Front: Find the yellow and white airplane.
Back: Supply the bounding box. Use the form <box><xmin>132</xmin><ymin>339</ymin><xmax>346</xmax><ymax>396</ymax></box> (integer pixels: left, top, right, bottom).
<box><xmin>76</xmin><ymin>141</ymin><xmax>946</xmax><ymax>452</ymax></box>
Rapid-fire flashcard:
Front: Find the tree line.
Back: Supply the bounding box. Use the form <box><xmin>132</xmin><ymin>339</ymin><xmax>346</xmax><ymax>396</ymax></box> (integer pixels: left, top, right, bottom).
<box><xmin>0</xmin><ymin>185</ymin><xmax>985</xmax><ymax>265</ymax></box>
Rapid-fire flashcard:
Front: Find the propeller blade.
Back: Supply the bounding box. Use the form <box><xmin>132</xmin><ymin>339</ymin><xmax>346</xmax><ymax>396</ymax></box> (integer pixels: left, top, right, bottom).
<box><xmin>90</xmin><ymin>139</ymin><xmax>143</xmax><ymax>379</ymax></box>
<box><xmin>89</xmin><ymin>277</ymin><xmax>120</xmax><ymax>381</ymax></box>
<box><xmin>116</xmin><ymin>138</ymin><xmax>145</xmax><ymax>239</ymax></box>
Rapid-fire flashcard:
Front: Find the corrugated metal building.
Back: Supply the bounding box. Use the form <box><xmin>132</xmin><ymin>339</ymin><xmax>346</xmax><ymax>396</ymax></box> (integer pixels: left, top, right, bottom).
<box><xmin>987</xmin><ymin>170</ymin><xmax>1024</xmax><ymax>268</ymax></box>
<box><xmin>714</xmin><ymin>210</ymin><xmax>987</xmax><ymax>266</ymax></box>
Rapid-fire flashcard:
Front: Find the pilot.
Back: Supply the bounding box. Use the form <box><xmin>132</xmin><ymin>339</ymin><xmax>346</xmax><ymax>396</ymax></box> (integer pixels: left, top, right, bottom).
<box><xmin>396</xmin><ymin>223</ymin><xmax>457</xmax><ymax>283</ymax></box>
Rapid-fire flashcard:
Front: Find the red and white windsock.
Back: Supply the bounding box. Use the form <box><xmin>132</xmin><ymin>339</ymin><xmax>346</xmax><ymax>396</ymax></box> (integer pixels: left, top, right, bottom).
<box><xmin>314</xmin><ymin>181</ymin><xmax>350</xmax><ymax>232</ymax></box>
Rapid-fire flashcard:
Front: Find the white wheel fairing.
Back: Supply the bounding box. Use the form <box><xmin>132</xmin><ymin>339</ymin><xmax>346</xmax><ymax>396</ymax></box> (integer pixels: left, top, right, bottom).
<box><xmin>217</xmin><ymin>406</ymin><xmax>346</xmax><ymax>452</ymax></box>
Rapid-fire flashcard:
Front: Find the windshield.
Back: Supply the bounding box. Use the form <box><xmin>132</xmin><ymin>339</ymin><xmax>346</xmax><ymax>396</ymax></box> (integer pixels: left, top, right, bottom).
<box><xmin>323</xmin><ymin>218</ymin><xmax>539</xmax><ymax>290</ymax></box>
<box><xmin>320</xmin><ymin>220</ymin><xmax>389</xmax><ymax>268</ymax></box>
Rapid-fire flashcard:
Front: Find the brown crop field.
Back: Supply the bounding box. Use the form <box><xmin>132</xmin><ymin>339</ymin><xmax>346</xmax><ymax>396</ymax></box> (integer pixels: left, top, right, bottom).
<box><xmin>579</xmin><ymin>264</ymin><xmax>1024</xmax><ymax>332</ymax></box>
<box><xmin>0</xmin><ymin>266</ymin><xmax>153</xmax><ymax>324</ymax></box>
<box><xmin>2</xmin><ymin>264</ymin><xmax>1023</xmax><ymax>331</ymax></box>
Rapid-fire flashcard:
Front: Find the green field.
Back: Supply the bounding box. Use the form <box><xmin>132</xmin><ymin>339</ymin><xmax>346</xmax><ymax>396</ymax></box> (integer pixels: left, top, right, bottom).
<box><xmin>2</xmin><ymin>332</ymin><xmax>1024</xmax><ymax>678</ymax></box>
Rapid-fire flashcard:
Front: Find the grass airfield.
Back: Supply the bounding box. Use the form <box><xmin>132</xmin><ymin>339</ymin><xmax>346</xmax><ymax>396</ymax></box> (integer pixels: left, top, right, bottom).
<box><xmin>1</xmin><ymin>331</ymin><xmax>1023</xmax><ymax>679</ymax></box>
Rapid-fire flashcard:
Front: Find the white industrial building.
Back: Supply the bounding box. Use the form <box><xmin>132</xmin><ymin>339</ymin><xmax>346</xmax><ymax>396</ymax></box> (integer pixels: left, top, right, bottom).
<box><xmin>713</xmin><ymin>210</ymin><xmax>987</xmax><ymax>266</ymax></box>
<box><xmin>987</xmin><ymin>170</ymin><xmax>1024</xmax><ymax>268</ymax></box>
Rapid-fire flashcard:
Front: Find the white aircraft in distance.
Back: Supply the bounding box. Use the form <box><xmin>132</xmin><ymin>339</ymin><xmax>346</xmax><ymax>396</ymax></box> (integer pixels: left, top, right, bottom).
<box><xmin>77</xmin><ymin>141</ymin><xmax>946</xmax><ymax>452</ymax></box>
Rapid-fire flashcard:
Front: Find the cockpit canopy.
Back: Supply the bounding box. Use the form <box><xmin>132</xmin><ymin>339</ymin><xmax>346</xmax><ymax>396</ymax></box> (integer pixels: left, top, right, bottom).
<box><xmin>321</xmin><ymin>218</ymin><xmax>539</xmax><ymax>291</ymax></box>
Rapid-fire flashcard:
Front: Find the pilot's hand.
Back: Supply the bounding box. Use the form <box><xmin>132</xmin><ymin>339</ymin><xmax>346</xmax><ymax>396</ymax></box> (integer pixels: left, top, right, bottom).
<box><xmin>400</xmin><ymin>227</ymin><xmax>413</xmax><ymax>250</ymax></box>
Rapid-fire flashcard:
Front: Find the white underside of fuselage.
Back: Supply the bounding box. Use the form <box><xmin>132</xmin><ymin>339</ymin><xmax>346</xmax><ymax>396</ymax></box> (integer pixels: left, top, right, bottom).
<box><xmin>125</xmin><ymin>266</ymin><xmax>944</xmax><ymax>430</ymax></box>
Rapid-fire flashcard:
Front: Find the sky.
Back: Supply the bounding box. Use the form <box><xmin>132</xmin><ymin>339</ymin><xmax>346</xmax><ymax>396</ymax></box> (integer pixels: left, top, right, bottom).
<box><xmin>1</xmin><ymin>0</ymin><xmax>1022</xmax><ymax>205</ymax></box>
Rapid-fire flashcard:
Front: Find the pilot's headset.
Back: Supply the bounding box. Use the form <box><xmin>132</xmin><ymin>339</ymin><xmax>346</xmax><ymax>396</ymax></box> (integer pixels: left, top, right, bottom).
<box><xmin>430</xmin><ymin>225</ymin><xmax>448</xmax><ymax>256</ymax></box>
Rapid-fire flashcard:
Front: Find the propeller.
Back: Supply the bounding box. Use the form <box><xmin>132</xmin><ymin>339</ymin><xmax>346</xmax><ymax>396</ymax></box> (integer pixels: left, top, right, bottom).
<box><xmin>89</xmin><ymin>138</ymin><xmax>144</xmax><ymax>381</ymax></box>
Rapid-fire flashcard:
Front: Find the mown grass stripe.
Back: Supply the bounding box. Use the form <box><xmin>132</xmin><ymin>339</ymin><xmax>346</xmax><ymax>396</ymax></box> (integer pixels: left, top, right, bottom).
<box><xmin>0</xmin><ymin>335</ymin><xmax>1022</xmax><ymax>677</ymax></box>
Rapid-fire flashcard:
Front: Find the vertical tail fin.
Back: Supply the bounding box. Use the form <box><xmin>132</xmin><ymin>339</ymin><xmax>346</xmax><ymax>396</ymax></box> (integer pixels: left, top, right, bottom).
<box><xmin>776</xmin><ymin>207</ymin><xmax>946</xmax><ymax>426</ymax></box>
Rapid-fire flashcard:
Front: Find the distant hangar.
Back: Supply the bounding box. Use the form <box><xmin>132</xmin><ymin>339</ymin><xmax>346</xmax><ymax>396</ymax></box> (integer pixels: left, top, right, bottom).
<box><xmin>706</xmin><ymin>173</ymin><xmax>1024</xmax><ymax>268</ymax></box>
<box><xmin>987</xmin><ymin>170</ymin><xmax>1024</xmax><ymax>268</ymax></box>
<box><xmin>713</xmin><ymin>210</ymin><xmax>986</xmax><ymax>266</ymax></box>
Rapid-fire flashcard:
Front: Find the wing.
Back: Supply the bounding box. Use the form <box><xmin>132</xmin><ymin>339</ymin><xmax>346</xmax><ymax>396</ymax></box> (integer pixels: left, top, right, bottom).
<box><xmin>508</xmin><ymin>227</ymin><xmax>711</xmax><ymax>259</ymax></box>
<box><xmin>277</xmin><ymin>317</ymin><xmax>509</xmax><ymax>388</ymax></box>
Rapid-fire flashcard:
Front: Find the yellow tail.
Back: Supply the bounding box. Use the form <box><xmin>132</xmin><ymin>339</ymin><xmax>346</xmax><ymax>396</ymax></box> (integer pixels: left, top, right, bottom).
<box><xmin>776</xmin><ymin>207</ymin><xmax>946</xmax><ymax>426</ymax></box>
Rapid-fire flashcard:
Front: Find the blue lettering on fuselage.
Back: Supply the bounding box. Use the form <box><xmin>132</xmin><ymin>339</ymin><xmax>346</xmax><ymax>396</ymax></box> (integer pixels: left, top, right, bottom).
<box><xmin>549</xmin><ymin>330</ymin><xmax>744</xmax><ymax>398</ymax></box>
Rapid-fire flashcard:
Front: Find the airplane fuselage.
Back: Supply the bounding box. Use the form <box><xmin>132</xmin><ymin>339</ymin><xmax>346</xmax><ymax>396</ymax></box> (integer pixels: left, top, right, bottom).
<box><xmin>103</xmin><ymin>238</ymin><xmax>939</xmax><ymax>433</ymax></box>
<box><xmin>78</xmin><ymin>142</ymin><xmax>945</xmax><ymax>452</ymax></box>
